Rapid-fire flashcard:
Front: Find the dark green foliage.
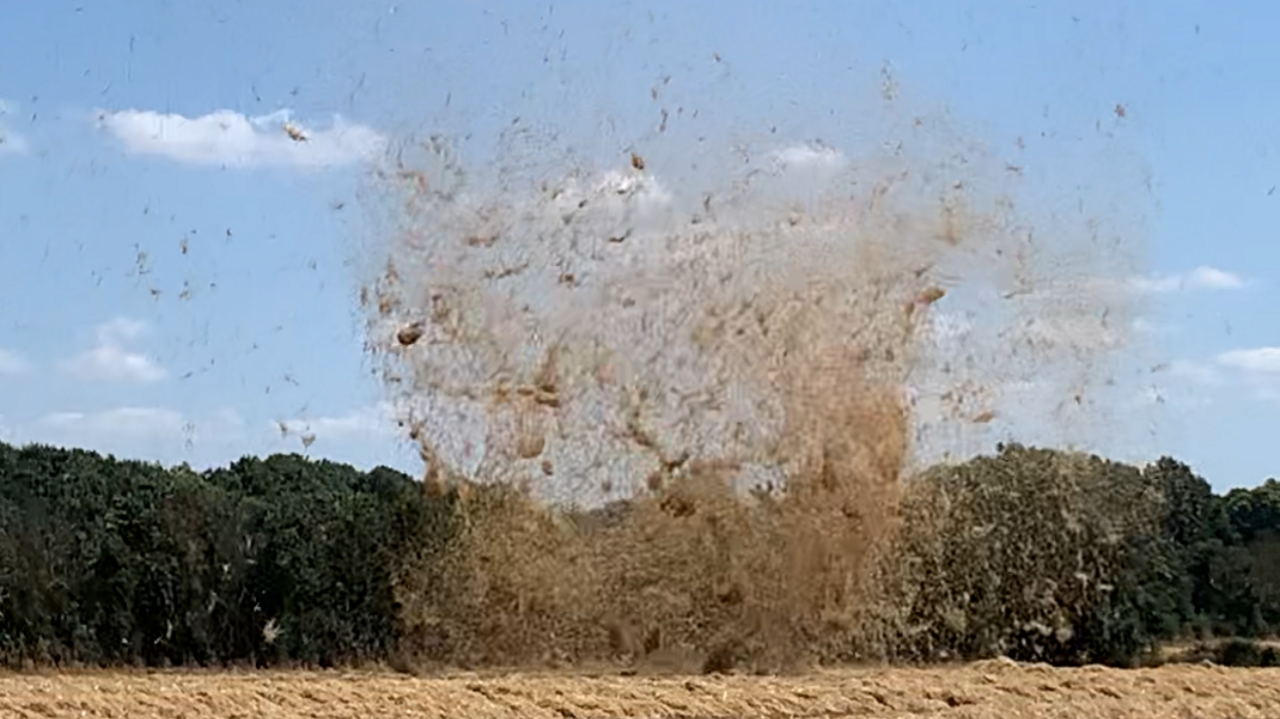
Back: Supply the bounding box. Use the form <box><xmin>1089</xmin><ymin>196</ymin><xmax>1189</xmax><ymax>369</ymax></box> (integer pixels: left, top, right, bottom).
<box><xmin>891</xmin><ymin>447</ymin><xmax>1280</xmax><ymax>667</ymax></box>
<box><xmin>893</xmin><ymin>444</ymin><xmax>1178</xmax><ymax>666</ymax></box>
<box><xmin>1167</xmin><ymin>638</ymin><xmax>1280</xmax><ymax>667</ymax></box>
<box><xmin>1218</xmin><ymin>638</ymin><xmax>1280</xmax><ymax>667</ymax></box>
<box><xmin>0</xmin><ymin>438</ymin><xmax>1276</xmax><ymax>669</ymax></box>
<box><xmin>0</xmin><ymin>442</ymin><xmax>448</xmax><ymax>668</ymax></box>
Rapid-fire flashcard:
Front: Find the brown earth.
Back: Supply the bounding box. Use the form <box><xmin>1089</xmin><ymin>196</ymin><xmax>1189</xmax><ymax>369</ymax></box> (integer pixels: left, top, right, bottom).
<box><xmin>3</xmin><ymin>662</ymin><xmax>1278</xmax><ymax>718</ymax></box>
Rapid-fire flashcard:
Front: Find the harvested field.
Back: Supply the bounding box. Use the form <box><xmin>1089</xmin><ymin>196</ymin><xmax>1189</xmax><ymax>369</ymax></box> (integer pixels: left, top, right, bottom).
<box><xmin>3</xmin><ymin>663</ymin><xmax>1278</xmax><ymax>718</ymax></box>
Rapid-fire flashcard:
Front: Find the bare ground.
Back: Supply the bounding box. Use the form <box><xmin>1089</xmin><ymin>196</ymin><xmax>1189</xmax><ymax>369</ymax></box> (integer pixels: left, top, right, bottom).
<box><xmin>3</xmin><ymin>662</ymin><xmax>1279</xmax><ymax>718</ymax></box>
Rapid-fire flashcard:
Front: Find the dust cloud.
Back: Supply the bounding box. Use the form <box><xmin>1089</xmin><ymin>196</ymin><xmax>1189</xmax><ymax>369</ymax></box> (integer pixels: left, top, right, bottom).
<box><xmin>357</xmin><ymin>83</ymin><xmax>1149</xmax><ymax>670</ymax></box>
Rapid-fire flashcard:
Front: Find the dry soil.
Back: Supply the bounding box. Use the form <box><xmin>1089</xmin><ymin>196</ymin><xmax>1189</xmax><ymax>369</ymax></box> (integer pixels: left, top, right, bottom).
<box><xmin>3</xmin><ymin>662</ymin><xmax>1278</xmax><ymax>718</ymax></box>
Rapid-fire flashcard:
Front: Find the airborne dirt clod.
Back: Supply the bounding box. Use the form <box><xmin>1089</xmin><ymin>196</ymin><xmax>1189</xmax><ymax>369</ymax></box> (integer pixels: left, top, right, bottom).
<box><xmin>359</xmin><ymin>100</ymin><xmax>1146</xmax><ymax>671</ymax></box>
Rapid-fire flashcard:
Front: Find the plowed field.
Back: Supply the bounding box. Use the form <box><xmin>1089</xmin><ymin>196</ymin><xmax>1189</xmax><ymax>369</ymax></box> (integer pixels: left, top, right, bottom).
<box><xmin>3</xmin><ymin>661</ymin><xmax>1278</xmax><ymax>718</ymax></box>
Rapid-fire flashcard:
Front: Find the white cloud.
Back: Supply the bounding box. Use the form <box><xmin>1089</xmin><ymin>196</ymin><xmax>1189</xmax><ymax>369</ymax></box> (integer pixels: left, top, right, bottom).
<box><xmin>95</xmin><ymin>316</ymin><xmax>149</xmax><ymax>344</ymax></box>
<box><xmin>1216</xmin><ymin>347</ymin><xmax>1280</xmax><ymax>374</ymax></box>
<box><xmin>1134</xmin><ymin>384</ymin><xmax>1213</xmax><ymax>410</ymax></box>
<box><xmin>275</xmin><ymin>403</ymin><xmax>398</xmax><ymax>443</ymax></box>
<box><xmin>771</xmin><ymin>141</ymin><xmax>847</xmax><ymax>170</ymax></box>
<box><xmin>61</xmin><ymin>317</ymin><xmax>166</xmax><ymax>384</ymax></box>
<box><xmin>63</xmin><ymin>345</ymin><xmax>166</xmax><ymax>383</ymax></box>
<box><xmin>1015</xmin><ymin>313</ymin><xmax>1127</xmax><ymax>353</ymax></box>
<box><xmin>548</xmin><ymin>169</ymin><xmax>676</xmax><ymax>223</ymax></box>
<box><xmin>96</xmin><ymin>108</ymin><xmax>387</xmax><ymax>169</ymax></box>
<box><xmin>40</xmin><ymin>407</ymin><xmax>186</xmax><ymax>438</ymax></box>
<box><xmin>0</xmin><ymin>99</ymin><xmax>28</xmax><ymax>156</ymax></box>
<box><xmin>927</xmin><ymin>310</ymin><xmax>976</xmax><ymax>344</ymax></box>
<box><xmin>32</xmin><ymin>406</ymin><xmax>246</xmax><ymax>452</ymax></box>
<box><xmin>0</xmin><ymin>348</ymin><xmax>29</xmax><ymax>375</ymax></box>
<box><xmin>1132</xmin><ymin>317</ymin><xmax>1175</xmax><ymax>336</ymax></box>
<box><xmin>1188</xmin><ymin>266</ymin><xmax>1247</xmax><ymax>289</ymax></box>
<box><xmin>8</xmin><ymin>405</ymin><xmax>414</xmax><ymax>471</ymax></box>
<box><xmin>1129</xmin><ymin>265</ymin><xmax>1247</xmax><ymax>293</ymax></box>
<box><xmin>1136</xmin><ymin>359</ymin><xmax>1222</xmax><ymax>411</ymax></box>
<box><xmin>1213</xmin><ymin>347</ymin><xmax>1280</xmax><ymax>403</ymax></box>
<box><xmin>1162</xmin><ymin>359</ymin><xmax>1223</xmax><ymax>386</ymax></box>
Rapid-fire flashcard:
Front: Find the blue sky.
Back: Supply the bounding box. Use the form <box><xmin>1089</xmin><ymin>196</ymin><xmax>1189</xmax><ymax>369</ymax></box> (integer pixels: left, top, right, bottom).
<box><xmin>0</xmin><ymin>1</ymin><xmax>1277</xmax><ymax>491</ymax></box>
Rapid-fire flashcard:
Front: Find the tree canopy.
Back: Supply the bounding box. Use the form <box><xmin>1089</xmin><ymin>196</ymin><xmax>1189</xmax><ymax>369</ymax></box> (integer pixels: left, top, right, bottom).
<box><xmin>0</xmin><ymin>439</ymin><xmax>1275</xmax><ymax>669</ymax></box>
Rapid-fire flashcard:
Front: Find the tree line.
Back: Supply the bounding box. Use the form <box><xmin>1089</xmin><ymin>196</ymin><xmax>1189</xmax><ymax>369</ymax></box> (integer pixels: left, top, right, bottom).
<box><xmin>0</xmin><ymin>439</ymin><xmax>1276</xmax><ymax>669</ymax></box>
<box><xmin>889</xmin><ymin>446</ymin><xmax>1279</xmax><ymax>666</ymax></box>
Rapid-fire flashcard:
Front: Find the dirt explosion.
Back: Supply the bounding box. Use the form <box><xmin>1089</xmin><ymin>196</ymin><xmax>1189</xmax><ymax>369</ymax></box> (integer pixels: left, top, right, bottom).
<box><xmin>356</xmin><ymin>94</ymin><xmax>1147</xmax><ymax>671</ymax></box>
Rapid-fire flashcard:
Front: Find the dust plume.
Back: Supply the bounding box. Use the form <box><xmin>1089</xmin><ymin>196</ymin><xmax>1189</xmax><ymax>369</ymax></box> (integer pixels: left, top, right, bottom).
<box><xmin>358</xmin><ymin>90</ymin><xmax>1148</xmax><ymax>670</ymax></box>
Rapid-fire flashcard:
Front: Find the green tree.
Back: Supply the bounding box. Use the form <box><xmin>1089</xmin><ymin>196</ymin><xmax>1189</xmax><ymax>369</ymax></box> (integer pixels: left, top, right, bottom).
<box><xmin>0</xmin><ymin>441</ymin><xmax>442</xmax><ymax>668</ymax></box>
<box><xmin>893</xmin><ymin>444</ymin><xmax>1177</xmax><ymax>666</ymax></box>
